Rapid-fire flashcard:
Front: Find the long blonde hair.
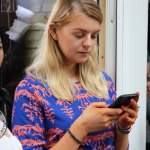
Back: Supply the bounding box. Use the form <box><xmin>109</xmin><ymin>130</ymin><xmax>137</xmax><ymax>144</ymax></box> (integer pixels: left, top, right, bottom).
<box><xmin>26</xmin><ymin>0</ymin><xmax>108</xmax><ymax>101</ymax></box>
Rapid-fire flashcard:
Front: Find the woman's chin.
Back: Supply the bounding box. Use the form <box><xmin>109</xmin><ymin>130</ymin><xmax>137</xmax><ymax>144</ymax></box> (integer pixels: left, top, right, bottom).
<box><xmin>78</xmin><ymin>59</ymin><xmax>88</xmax><ymax>64</ymax></box>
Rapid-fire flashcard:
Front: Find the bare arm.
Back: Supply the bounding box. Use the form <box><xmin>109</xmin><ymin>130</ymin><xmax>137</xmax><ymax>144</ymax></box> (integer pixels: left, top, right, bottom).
<box><xmin>50</xmin><ymin>102</ymin><xmax>122</xmax><ymax>150</ymax></box>
<box><xmin>50</xmin><ymin>118</ymin><xmax>87</xmax><ymax>150</ymax></box>
<box><xmin>115</xmin><ymin>130</ymin><xmax>129</xmax><ymax>150</ymax></box>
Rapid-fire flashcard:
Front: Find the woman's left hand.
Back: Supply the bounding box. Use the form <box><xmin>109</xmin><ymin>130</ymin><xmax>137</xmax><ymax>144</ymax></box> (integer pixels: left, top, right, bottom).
<box><xmin>117</xmin><ymin>92</ymin><xmax>140</xmax><ymax>129</ymax></box>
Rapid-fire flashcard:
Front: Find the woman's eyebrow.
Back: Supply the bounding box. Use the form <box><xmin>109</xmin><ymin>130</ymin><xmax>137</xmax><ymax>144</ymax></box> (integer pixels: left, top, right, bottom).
<box><xmin>73</xmin><ymin>28</ymin><xmax>100</xmax><ymax>33</ymax></box>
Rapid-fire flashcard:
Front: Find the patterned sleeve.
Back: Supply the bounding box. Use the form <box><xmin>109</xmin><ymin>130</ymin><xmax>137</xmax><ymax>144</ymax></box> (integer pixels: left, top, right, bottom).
<box><xmin>11</xmin><ymin>76</ymin><xmax>47</xmax><ymax>150</ymax></box>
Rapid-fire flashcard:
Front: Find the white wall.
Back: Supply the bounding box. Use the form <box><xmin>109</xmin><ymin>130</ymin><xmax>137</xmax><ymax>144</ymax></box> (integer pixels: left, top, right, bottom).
<box><xmin>117</xmin><ymin>0</ymin><xmax>148</xmax><ymax>149</ymax></box>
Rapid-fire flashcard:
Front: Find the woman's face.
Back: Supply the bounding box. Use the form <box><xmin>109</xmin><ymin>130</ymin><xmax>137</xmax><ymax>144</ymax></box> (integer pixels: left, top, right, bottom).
<box><xmin>56</xmin><ymin>12</ymin><xmax>101</xmax><ymax>66</ymax></box>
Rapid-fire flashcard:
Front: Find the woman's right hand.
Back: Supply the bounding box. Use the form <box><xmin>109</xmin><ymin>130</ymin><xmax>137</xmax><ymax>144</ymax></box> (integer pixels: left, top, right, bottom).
<box><xmin>75</xmin><ymin>102</ymin><xmax>123</xmax><ymax>135</ymax></box>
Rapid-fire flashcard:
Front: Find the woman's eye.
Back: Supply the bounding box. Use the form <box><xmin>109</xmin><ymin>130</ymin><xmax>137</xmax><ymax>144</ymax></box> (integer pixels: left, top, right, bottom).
<box><xmin>75</xmin><ymin>34</ymin><xmax>84</xmax><ymax>39</ymax></box>
<box><xmin>91</xmin><ymin>35</ymin><xmax>98</xmax><ymax>40</ymax></box>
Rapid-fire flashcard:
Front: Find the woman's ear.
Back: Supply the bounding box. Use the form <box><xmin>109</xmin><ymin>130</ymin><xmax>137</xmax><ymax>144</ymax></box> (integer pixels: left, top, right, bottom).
<box><xmin>49</xmin><ymin>24</ymin><xmax>58</xmax><ymax>40</ymax></box>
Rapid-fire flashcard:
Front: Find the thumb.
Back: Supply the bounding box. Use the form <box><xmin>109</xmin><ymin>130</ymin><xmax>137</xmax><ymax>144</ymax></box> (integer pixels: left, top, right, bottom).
<box><xmin>92</xmin><ymin>102</ymin><xmax>107</xmax><ymax>108</ymax></box>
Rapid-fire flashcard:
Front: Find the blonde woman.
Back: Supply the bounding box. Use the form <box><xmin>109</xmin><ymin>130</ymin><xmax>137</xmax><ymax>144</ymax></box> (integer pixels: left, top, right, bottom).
<box><xmin>12</xmin><ymin>0</ymin><xmax>139</xmax><ymax>149</ymax></box>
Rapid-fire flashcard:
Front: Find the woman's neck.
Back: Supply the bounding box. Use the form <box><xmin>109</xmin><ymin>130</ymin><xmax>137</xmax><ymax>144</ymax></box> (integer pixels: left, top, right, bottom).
<box><xmin>64</xmin><ymin>64</ymin><xmax>79</xmax><ymax>82</ymax></box>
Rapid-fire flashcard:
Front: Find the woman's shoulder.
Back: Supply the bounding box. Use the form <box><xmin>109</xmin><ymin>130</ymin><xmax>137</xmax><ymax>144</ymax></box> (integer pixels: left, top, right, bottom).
<box><xmin>16</xmin><ymin>74</ymin><xmax>45</xmax><ymax>91</ymax></box>
<box><xmin>100</xmin><ymin>71</ymin><xmax>113</xmax><ymax>82</ymax></box>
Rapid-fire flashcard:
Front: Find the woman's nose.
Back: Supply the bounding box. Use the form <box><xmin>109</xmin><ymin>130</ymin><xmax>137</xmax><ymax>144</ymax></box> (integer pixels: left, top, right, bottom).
<box><xmin>82</xmin><ymin>37</ymin><xmax>92</xmax><ymax>48</ymax></box>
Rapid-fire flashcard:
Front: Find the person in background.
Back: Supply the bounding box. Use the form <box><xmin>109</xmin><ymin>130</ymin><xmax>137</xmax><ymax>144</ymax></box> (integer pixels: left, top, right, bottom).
<box><xmin>0</xmin><ymin>38</ymin><xmax>4</xmax><ymax>66</ymax></box>
<box><xmin>147</xmin><ymin>51</ymin><xmax>150</xmax><ymax>124</ymax></box>
<box><xmin>0</xmin><ymin>38</ymin><xmax>22</xmax><ymax>150</ymax></box>
<box><xmin>12</xmin><ymin>0</ymin><xmax>139</xmax><ymax>149</ymax></box>
<box><xmin>0</xmin><ymin>116</ymin><xmax>22</xmax><ymax>150</ymax></box>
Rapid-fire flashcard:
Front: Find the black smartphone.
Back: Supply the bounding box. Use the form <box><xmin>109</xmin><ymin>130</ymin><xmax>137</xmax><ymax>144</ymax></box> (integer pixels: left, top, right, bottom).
<box><xmin>108</xmin><ymin>93</ymin><xmax>138</xmax><ymax>108</ymax></box>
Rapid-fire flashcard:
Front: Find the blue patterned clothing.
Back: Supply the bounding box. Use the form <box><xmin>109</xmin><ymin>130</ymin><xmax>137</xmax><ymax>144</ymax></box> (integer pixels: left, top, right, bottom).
<box><xmin>12</xmin><ymin>72</ymin><xmax>117</xmax><ymax>150</ymax></box>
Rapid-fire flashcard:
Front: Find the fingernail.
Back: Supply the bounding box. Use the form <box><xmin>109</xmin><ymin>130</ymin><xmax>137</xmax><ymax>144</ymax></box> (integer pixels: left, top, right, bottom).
<box><xmin>131</xmin><ymin>99</ymin><xmax>135</xmax><ymax>103</ymax></box>
<box><xmin>121</xmin><ymin>105</ymin><xmax>127</xmax><ymax>110</ymax></box>
<box><xmin>131</xmin><ymin>99</ymin><xmax>136</xmax><ymax>104</ymax></box>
